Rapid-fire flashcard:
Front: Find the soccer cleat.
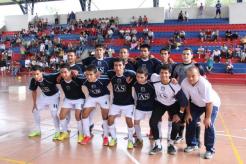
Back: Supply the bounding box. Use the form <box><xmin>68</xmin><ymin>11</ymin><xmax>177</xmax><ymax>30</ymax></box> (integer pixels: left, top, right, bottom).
<box><xmin>149</xmin><ymin>145</ymin><xmax>162</xmax><ymax>155</ymax></box>
<box><xmin>80</xmin><ymin>136</ymin><xmax>92</xmax><ymax>145</ymax></box>
<box><xmin>167</xmin><ymin>144</ymin><xmax>177</xmax><ymax>155</ymax></box>
<box><xmin>134</xmin><ymin>139</ymin><xmax>143</xmax><ymax>147</ymax></box>
<box><xmin>127</xmin><ymin>140</ymin><xmax>134</xmax><ymax>149</ymax></box>
<box><xmin>103</xmin><ymin>137</ymin><xmax>109</xmax><ymax>146</ymax></box>
<box><xmin>52</xmin><ymin>132</ymin><xmax>60</xmax><ymax>140</ymax></box>
<box><xmin>57</xmin><ymin>132</ymin><xmax>69</xmax><ymax>141</ymax></box>
<box><xmin>109</xmin><ymin>138</ymin><xmax>117</xmax><ymax>147</ymax></box>
<box><xmin>184</xmin><ymin>146</ymin><xmax>199</xmax><ymax>153</ymax></box>
<box><xmin>204</xmin><ymin>151</ymin><xmax>214</xmax><ymax>159</ymax></box>
<box><xmin>77</xmin><ymin>134</ymin><xmax>84</xmax><ymax>143</ymax></box>
<box><xmin>28</xmin><ymin>131</ymin><xmax>41</xmax><ymax>137</ymax></box>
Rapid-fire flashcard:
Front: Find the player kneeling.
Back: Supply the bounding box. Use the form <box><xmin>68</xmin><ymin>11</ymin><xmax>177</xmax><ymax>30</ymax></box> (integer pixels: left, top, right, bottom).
<box><xmin>80</xmin><ymin>65</ymin><xmax>110</xmax><ymax>145</ymax></box>
<box><xmin>132</xmin><ymin>68</ymin><xmax>156</xmax><ymax>147</ymax></box>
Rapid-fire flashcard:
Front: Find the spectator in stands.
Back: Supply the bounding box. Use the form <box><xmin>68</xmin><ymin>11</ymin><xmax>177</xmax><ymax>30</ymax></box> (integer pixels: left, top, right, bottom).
<box><xmin>215</xmin><ymin>0</ymin><xmax>222</xmax><ymax>18</ymax></box>
<box><xmin>143</xmin><ymin>15</ymin><xmax>148</xmax><ymax>26</ymax></box>
<box><xmin>130</xmin><ymin>16</ymin><xmax>138</xmax><ymax>26</ymax></box>
<box><xmin>179</xmin><ymin>30</ymin><xmax>186</xmax><ymax>40</ymax></box>
<box><xmin>206</xmin><ymin>56</ymin><xmax>214</xmax><ymax>72</ymax></box>
<box><xmin>221</xmin><ymin>43</ymin><xmax>228</xmax><ymax>57</ymax></box>
<box><xmin>205</xmin><ymin>29</ymin><xmax>212</xmax><ymax>41</ymax></box>
<box><xmin>147</xmin><ymin>29</ymin><xmax>154</xmax><ymax>42</ymax></box>
<box><xmin>0</xmin><ymin>42</ymin><xmax>5</xmax><ymax>52</ymax></box>
<box><xmin>11</xmin><ymin>60</ymin><xmax>20</xmax><ymax>77</ymax></box>
<box><xmin>178</xmin><ymin>11</ymin><xmax>184</xmax><ymax>21</ymax></box>
<box><xmin>225</xmin><ymin>29</ymin><xmax>232</xmax><ymax>41</ymax></box>
<box><xmin>225</xmin><ymin>59</ymin><xmax>233</xmax><ymax>74</ymax></box>
<box><xmin>234</xmin><ymin>45</ymin><xmax>242</xmax><ymax>58</ymax></box>
<box><xmin>199</xmin><ymin>3</ymin><xmax>204</xmax><ymax>16</ymax></box>
<box><xmin>212</xmin><ymin>48</ymin><xmax>221</xmax><ymax>63</ymax></box>
<box><xmin>211</xmin><ymin>29</ymin><xmax>219</xmax><ymax>42</ymax></box>
<box><xmin>197</xmin><ymin>46</ymin><xmax>205</xmax><ymax>59</ymax></box>
<box><xmin>119</xmin><ymin>29</ymin><xmax>125</xmax><ymax>38</ymax></box>
<box><xmin>231</xmin><ymin>32</ymin><xmax>239</xmax><ymax>41</ymax></box>
<box><xmin>241</xmin><ymin>50</ymin><xmax>246</xmax><ymax>62</ymax></box>
<box><xmin>184</xmin><ymin>11</ymin><xmax>189</xmax><ymax>22</ymax></box>
<box><xmin>200</xmin><ymin>30</ymin><xmax>205</xmax><ymax>42</ymax></box>
<box><xmin>138</xmin><ymin>16</ymin><xmax>143</xmax><ymax>26</ymax></box>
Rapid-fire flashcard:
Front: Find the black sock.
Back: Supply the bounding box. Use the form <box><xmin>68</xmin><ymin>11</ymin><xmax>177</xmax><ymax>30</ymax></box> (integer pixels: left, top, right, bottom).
<box><xmin>196</xmin><ymin>125</ymin><xmax>201</xmax><ymax>146</ymax></box>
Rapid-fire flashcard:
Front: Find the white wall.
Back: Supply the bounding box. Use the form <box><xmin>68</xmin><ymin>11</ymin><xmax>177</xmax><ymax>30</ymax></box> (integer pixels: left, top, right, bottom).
<box><xmin>76</xmin><ymin>7</ymin><xmax>165</xmax><ymax>24</ymax></box>
<box><xmin>229</xmin><ymin>3</ymin><xmax>246</xmax><ymax>24</ymax></box>
<box><xmin>165</xmin><ymin>6</ymin><xmax>229</xmax><ymax>20</ymax></box>
<box><xmin>5</xmin><ymin>15</ymin><xmax>29</xmax><ymax>31</ymax></box>
<box><xmin>39</xmin><ymin>7</ymin><xmax>165</xmax><ymax>24</ymax></box>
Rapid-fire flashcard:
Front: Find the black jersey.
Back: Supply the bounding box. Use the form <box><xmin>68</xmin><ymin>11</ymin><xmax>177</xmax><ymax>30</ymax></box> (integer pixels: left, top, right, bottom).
<box><xmin>135</xmin><ymin>58</ymin><xmax>162</xmax><ymax>76</ymax></box>
<box><xmin>60</xmin><ymin>76</ymin><xmax>86</xmax><ymax>100</ymax></box>
<box><xmin>29</xmin><ymin>73</ymin><xmax>59</xmax><ymax>96</ymax></box>
<box><xmin>133</xmin><ymin>82</ymin><xmax>156</xmax><ymax>111</ymax></box>
<box><xmin>70</xmin><ymin>63</ymin><xmax>84</xmax><ymax>74</ymax></box>
<box><xmin>108</xmin><ymin>70</ymin><xmax>136</xmax><ymax>105</ymax></box>
<box><xmin>82</xmin><ymin>76</ymin><xmax>110</xmax><ymax>97</ymax></box>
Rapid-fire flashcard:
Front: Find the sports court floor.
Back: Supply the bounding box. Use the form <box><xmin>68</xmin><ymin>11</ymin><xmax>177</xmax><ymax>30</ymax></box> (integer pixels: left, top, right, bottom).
<box><xmin>0</xmin><ymin>75</ymin><xmax>245</xmax><ymax>164</ymax></box>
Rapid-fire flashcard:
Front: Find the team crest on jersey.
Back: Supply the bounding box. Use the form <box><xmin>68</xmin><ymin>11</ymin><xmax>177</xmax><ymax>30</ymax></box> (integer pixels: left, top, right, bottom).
<box><xmin>97</xmin><ymin>61</ymin><xmax>102</xmax><ymax>66</ymax></box>
<box><xmin>161</xmin><ymin>86</ymin><xmax>165</xmax><ymax>91</ymax></box>
<box><xmin>142</xmin><ymin>64</ymin><xmax>147</xmax><ymax>69</ymax></box>
<box><xmin>140</xmin><ymin>87</ymin><xmax>146</xmax><ymax>92</ymax></box>
<box><xmin>66</xmin><ymin>86</ymin><xmax>71</xmax><ymax>91</ymax></box>
<box><xmin>91</xmin><ymin>84</ymin><xmax>96</xmax><ymax>89</ymax></box>
<box><xmin>116</xmin><ymin>78</ymin><xmax>122</xmax><ymax>84</ymax></box>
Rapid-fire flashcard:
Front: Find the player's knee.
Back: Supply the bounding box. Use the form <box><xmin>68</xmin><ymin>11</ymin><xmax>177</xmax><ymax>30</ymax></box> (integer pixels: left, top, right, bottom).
<box><xmin>107</xmin><ymin>116</ymin><xmax>114</xmax><ymax>126</ymax></box>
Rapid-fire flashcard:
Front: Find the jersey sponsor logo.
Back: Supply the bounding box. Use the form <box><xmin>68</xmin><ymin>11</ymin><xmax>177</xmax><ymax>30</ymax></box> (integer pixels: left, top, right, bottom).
<box><xmin>159</xmin><ymin>93</ymin><xmax>168</xmax><ymax>99</ymax></box>
<box><xmin>89</xmin><ymin>89</ymin><xmax>101</xmax><ymax>94</ymax></box>
<box><xmin>97</xmin><ymin>67</ymin><xmax>105</xmax><ymax>73</ymax></box>
<box><xmin>137</xmin><ymin>93</ymin><xmax>150</xmax><ymax>100</ymax></box>
<box><xmin>113</xmin><ymin>84</ymin><xmax>126</xmax><ymax>92</ymax></box>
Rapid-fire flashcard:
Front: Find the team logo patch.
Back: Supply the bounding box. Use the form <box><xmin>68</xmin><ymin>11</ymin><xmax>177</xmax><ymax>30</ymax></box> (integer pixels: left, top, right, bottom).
<box><xmin>66</xmin><ymin>86</ymin><xmax>71</xmax><ymax>91</ymax></box>
<box><xmin>140</xmin><ymin>87</ymin><xmax>146</xmax><ymax>92</ymax></box>
<box><xmin>117</xmin><ymin>78</ymin><xmax>122</xmax><ymax>84</ymax></box>
<box><xmin>91</xmin><ymin>84</ymin><xmax>96</xmax><ymax>89</ymax></box>
<box><xmin>161</xmin><ymin>86</ymin><xmax>165</xmax><ymax>91</ymax></box>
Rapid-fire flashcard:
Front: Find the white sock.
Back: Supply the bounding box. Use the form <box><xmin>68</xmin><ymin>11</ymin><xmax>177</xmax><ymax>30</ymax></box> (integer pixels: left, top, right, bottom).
<box><xmin>155</xmin><ymin>139</ymin><xmax>161</xmax><ymax>148</ymax></box>
<box><xmin>102</xmin><ymin>120</ymin><xmax>108</xmax><ymax>137</ymax></box>
<box><xmin>89</xmin><ymin>108</ymin><xmax>95</xmax><ymax>126</ymax></box>
<box><xmin>108</xmin><ymin>124</ymin><xmax>116</xmax><ymax>139</ymax></box>
<box><xmin>128</xmin><ymin>127</ymin><xmax>134</xmax><ymax>141</ymax></box>
<box><xmin>50</xmin><ymin>109</ymin><xmax>60</xmax><ymax>132</ymax></box>
<box><xmin>65</xmin><ymin>112</ymin><xmax>71</xmax><ymax>130</ymax></box>
<box><xmin>134</xmin><ymin>124</ymin><xmax>142</xmax><ymax>140</ymax></box>
<box><xmin>33</xmin><ymin>110</ymin><xmax>41</xmax><ymax>131</ymax></box>
<box><xmin>60</xmin><ymin>119</ymin><xmax>68</xmax><ymax>132</ymax></box>
<box><xmin>167</xmin><ymin>121</ymin><xmax>172</xmax><ymax>140</ymax></box>
<box><xmin>158</xmin><ymin>121</ymin><xmax>162</xmax><ymax>138</ymax></box>
<box><xmin>82</xmin><ymin>118</ymin><xmax>90</xmax><ymax>137</ymax></box>
<box><xmin>77</xmin><ymin>120</ymin><xmax>83</xmax><ymax>135</ymax></box>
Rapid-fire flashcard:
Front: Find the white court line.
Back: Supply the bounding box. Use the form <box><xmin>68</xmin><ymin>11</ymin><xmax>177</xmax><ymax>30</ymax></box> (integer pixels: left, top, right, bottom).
<box><xmin>121</xmin><ymin>147</ymin><xmax>140</xmax><ymax>164</ymax></box>
<box><xmin>217</xmin><ymin>134</ymin><xmax>246</xmax><ymax>140</ymax></box>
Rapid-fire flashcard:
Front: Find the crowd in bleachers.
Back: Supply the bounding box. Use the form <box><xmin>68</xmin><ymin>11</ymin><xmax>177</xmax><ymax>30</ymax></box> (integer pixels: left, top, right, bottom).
<box><xmin>1</xmin><ymin>12</ymin><xmax>246</xmax><ymax>76</ymax></box>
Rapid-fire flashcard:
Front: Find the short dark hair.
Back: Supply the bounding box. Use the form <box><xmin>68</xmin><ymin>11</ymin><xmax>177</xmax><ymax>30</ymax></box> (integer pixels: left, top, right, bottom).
<box><xmin>85</xmin><ymin>65</ymin><xmax>97</xmax><ymax>73</ymax></box>
<box><xmin>114</xmin><ymin>58</ymin><xmax>125</xmax><ymax>65</ymax></box>
<box><xmin>32</xmin><ymin>65</ymin><xmax>43</xmax><ymax>72</ymax></box>
<box><xmin>183</xmin><ymin>47</ymin><xmax>193</xmax><ymax>53</ymax></box>
<box><xmin>160</xmin><ymin>64</ymin><xmax>172</xmax><ymax>73</ymax></box>
<box><xmin>136</xmin><ymin>67</ymin><xmax>148</xmax><ymax>76</ymax></box>
<box><xmin>60</xmin><ymin>63</ymin><xmax>71</xmax><ymax>71</ymax></box>
<box><xmin>140</xmin><ymin>44</ymin><xmax>151</xmax><ymax>50</ymax></box>
<box><xmin>160</xmin><ymin>48</ymin><xmax>170</xmax><ymax>54</ymax></box>
<box><xmin>95</xmin><ymin>44</ymin><xmax>105</xmax><ymax>49</ymax></box>
<box><xmin>66</xmin><ymin>48</ymin><xmax>76</xmax><ymax>54</ymax></box>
